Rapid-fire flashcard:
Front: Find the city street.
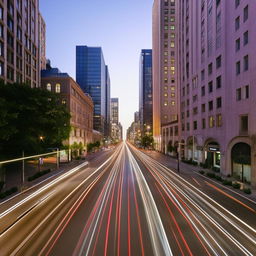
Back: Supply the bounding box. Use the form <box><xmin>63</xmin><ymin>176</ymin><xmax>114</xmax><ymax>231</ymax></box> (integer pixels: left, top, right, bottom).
<box><xmin>0</xmin><ymin>142</ymin><xmax>256</xmax><ymax>256</ymax></box>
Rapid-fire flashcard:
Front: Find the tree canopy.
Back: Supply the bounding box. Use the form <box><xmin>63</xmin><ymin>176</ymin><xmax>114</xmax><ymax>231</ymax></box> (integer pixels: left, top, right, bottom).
<box><xmin>0</xmin><ymin>81</ymin><xmax>71</xmax><ymax>159</ymax></box>
<box><xmin>141</xmin><ymin>134</ymin><xmax>154</xmax><ymax>149</ymax></box>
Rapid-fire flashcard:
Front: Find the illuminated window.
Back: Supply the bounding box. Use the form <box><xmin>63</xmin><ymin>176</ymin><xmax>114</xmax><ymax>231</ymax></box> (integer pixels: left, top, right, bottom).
<box><xmin>62</xmin><ymin>99</ymin><xmax>66</xmax><ymax>105</ymax></box>
<box><xmin>170</xmin><ymin>33</ymin><xmax>175</xmax><ymax>38</ymax></box>
<box><xmin>56</xmin><ymin>83</ymin><xmax>61</xmax><ymax>93</ymax></box>
<box><xmin>209</xmin><ymin>116</ymin><xmax>215</xmax><ymax>128</ymax></box>
<box><xmin>171</xmin><ymin>101</ymin><xmax>175</xmax><ymax>106</ymax></box>
<box><xmin>164</xmin><ymin>101</ymin><xmax>168</xmax><ymax>106</ymax></box>
<box><xmin>171</xmin><ymin>86</ymin><xmax>175</xmax><ymax>91</ymax></box>
<box><xmin>170</xmin><ymin>66</ymin><xmax>175</xmax><ymax>71</ymax></box>
<box><xmin>164</xmin><ymin>86</ymin><xmax>168</xmax><ymax>90</ymax></box>
<box><xmin>216</xmin><ymin>114</ymin><xmax>222</xmax><ymax>127</ymax></box>
<box><xmin>170</xmin><ymin>42</ymin><xmax>175</xmax><ymax>47</ymax></box>
<box><xmin>46</xmin><ymin>83</ymin><xmax>51</xmax><ymax>91</ymax></box>
<box><xmin>170</xmin><ymin>25</ymin><xmax>175</xmax><ymax>30</ymax></box>
<box><xmin>164</xmin><ymin>93</ymin><xmax>168</xmax><ymax>97</ymax></box>
<box><xmin>171</xmin><ymin>93</ymin><xmax>175</xmax><ymax>97</ymax></box>
<box><xmin>164</xmin><ymin>115</ymin><xmax>168</xmax><ymax>119</ymax></box>
<box><xmin>164</xmin><ymin>59</ymin><xmax>168</xmax><ymax>63</ymax></box>
<box><xmin>164</xmin><ymin>51</ymin><xmax>168</xmax><ymax>56</ymax></box>
<box><xmin>164</xmin><ymin>66</ymin><xmax>168</xmax><ymax>70</ymax></box>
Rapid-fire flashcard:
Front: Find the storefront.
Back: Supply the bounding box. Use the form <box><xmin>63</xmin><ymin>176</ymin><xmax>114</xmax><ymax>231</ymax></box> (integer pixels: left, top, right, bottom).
<box><xmin>231</xmin><ymin>142</ymin><xmax>251</xmax><ymax>183</ymax></box>
<box><xmin>205</xmin><ymin>142</ymin><xmax>221</xmax><ymax>168</ymax></box>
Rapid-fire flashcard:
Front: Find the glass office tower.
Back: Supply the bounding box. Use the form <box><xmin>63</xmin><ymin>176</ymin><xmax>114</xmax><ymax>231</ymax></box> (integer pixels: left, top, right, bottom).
<box><xmin>139</xmin><ymin>49</ymin><xmax>153</xmax><ymax>135</ymax></box>
<box><xmin>76</xmin><ymin>46</ymin><xmax>109</xmax><ymax>135</ymax></box>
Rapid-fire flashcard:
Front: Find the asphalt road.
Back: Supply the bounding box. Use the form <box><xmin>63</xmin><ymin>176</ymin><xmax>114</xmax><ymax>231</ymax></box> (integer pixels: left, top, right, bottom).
<box><xmin>0</xmin><ymin>142</ymin><xmax>255</xmax><ymax>256</ymax></box>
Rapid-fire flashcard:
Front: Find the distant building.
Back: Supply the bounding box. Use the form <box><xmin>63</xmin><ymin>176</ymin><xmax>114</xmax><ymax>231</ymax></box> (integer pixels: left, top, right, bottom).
<box><xmin>139</xmin><ymin>49</ymin><xmax>153</xmax><ymax>136</ymax></box>
<box><xmin>0</xmin><ymin>0</ymin><xmax>46</xmax><ymax>87</ymax></box>
<box><xmin>127</xmin><ymin>112</ymin><xmax>141</xmax><ymax>144</ymax></box>
<box><xmin>110</xmin><ymin>98</ymin><xmax>122</xmax><ymax>141</ymax></box>
<box><xmin>41</xmin><ymin>67</ymin><xmax>94</xmax><ymax>148</ymax></box>
<box><xmin>76</xmin><ymin>46</ymin><xmax>111</xmax><ymax>137</ymax></box>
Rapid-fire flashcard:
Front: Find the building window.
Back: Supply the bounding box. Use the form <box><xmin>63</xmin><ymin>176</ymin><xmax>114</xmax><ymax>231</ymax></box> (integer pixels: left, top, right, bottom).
<box><xmin>216</xmin><ymin>55</ymin><xmax>222</xmax><ymax>68</ymax></box>
<box><xmin>216</xmin><ymin>97</ymin><xmax>222</xmax><ymax>108</ymax></box>
<box><xmin>244</xmin><ymin>55</ymin><xmax>249</xmax><ymax>71</ymax></box>
<box><xmin>235</xmin><ymin>16</ymin><xmax>240</xmax><ymax>31</ymax></box>
<box><xmin>209</xmin><ymin>101</ymin><xmax>213</xmax><ymax>111</ymax></box>
<box><xmin>202</xmin><ymin>118</ymin><xmax>206</xmax><ymax>129</ymax></box>
<box><xmin>56</xmin><ymin>83</ymin><xmax>61</xmax><ymax>93</ymax></box>
<box><xmin>0</xmin><ymin>6</ymin><xmax>3</xmax><ymax>20</ymax></box>
<box><xmin>244</xmin><ymin>5</ymin><xmax>248</xmax><ymax>22</ymax></box>
<box><xmin>235</xmin><ymin>0</ymin><xmax>240</xmax><ymax>8</ymax></box>
<box><xmin>187</xmin><ymin>110</ymin><xmax>190</xmax><ymax>117</ymax></box>
<box><xmin>243</xmin><ymin>31</ymin><xmax>248</xmax><ymax>45</ymax></box>
<box><xmin>216</xmin><ymin>114</ymin><xmax>222</xmax><ymax>127</ymax></box>
<box><xmin>46</xmin><ymin>83</ymin><xmax>51</xmax><ymax>91</ymax></box>
<box><xmin>209</xmin><ymin>116</ymin><xmax>215</xmax><ymax>128</ymax></box>
<box><xmin>235</xmin><ymin>38</ymin><xmax>240</xmax><ymax>51</ymax></box>
<box><xmin>193</xmin><ymin>121</ymin><xmax>198</xmax><ymax>130</ymax></box>
<box><xmin>193</xmin><ymin>107</ymin><xmax>198</xmax><ymax>115</ymax></box>
<box><xmin>208</xmin><ymin>81</ymin><xmax>213</xmax><ymax>93</ymax></box>
<box><xmin>201</xmin><ymin>69</ymin><xmax>205</xmax><ymax>81</ymax></box>
<box><xmin>240</xmin><ymin>115</ymin><xmax>248</xmax><ymax>133</ymax></box>
<box><xmin>201</xmin><ymin>86</ymin><xmax>205</xmax><ymax>96</ymax></box>
<box><xmin>236</xmin><ymin>61</ymin><xmax>240</xmax><ymax>75</ymax></box>
<box><xmin>216</xmin><ymin>75</ymin><xmax>222</xmax><ymax>89</ymax></box>
<box><xmin>0</xmin><ymin>61</ymin><xmax>3</xmax><ymax>76</ymax></box>
<box><xmin>245</xmin><ymin>85</ymin><xmax>249</xmax><ymax>99</ymax></box>
<box><xmin>187</xmin><ymin>122</ymin><xmax>190</xmax><ymax>131</ymax></box>
<box><xmin>164</xmin><ymin>101</ymin><xmax>168</xmax><ymax>106</ymax></box>
<box><xmin>236</xmin><ymin>88</ymin><xmax>241</xmax><ymax>101</ymax></box>
<box><xmin>208</xmin><ymin>63</ymin><xmax>213</xmax><ymax>75</ymax></box>
<box><xmin>202</xmin><ymin>104</ymin><xmax>206</xmax><ymax>113</ymax></box>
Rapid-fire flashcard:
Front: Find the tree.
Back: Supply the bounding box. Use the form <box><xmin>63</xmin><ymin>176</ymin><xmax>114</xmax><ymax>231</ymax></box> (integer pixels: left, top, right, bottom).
<box><xmin>0</xmin><ymin>81</ymin><xmax>71</xmax><ymax>159</ymax></box>
<box><xmin>141</xmin><ymin>135</ymin><xmax>154</xmax><ymax>149</ymax></box>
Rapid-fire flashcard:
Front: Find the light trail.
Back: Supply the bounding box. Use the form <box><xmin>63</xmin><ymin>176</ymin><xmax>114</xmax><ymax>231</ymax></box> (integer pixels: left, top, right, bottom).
<box><xmin>130</xmin><ymin>144</ymin><xmax>256</xmax><ymax>256</ymax></box>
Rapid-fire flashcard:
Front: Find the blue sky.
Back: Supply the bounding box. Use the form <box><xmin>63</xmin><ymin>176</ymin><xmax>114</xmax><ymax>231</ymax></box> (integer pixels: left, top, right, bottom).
<box><xmin>40</xmin><ymin>0</ymin><xmax>153</xmax><ymax>137</ymax></box>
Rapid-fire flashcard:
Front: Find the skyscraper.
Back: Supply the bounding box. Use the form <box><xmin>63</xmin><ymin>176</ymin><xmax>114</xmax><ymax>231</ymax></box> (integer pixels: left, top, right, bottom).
<box><xmin>152</xmin><ymin>0</ymin><xmax>180</xmax><ymax>152</ymax></box>
<box><xmin>76</xmin><ymin>46</ymin><xmax>110</xmax><ymax>136</ymax></box>
<box><xmin>152</xmin><ymin>0</ymin><xmax>256</xmax><ymax>187</ymax></box>
<box><xmin>0</xmin><ymin>0</ymin><xmax>46</xmax><ymax>87</ymax></box>
<box><xmin>139</xmin><ymin>49</ymin><xmax>153</xmax><ymax>136</ymax></box>
<box><xmin>110</xmin><ymin>98</ymin><xmax>122</xmax><ymax>141</ymax></box>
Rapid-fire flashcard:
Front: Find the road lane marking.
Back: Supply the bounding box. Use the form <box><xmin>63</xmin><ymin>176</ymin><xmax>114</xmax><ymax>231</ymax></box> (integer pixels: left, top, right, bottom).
<box><xmin>192</xmin><ymin>178</ymin><xmax>201</xmax><ymax>187</ymax></box>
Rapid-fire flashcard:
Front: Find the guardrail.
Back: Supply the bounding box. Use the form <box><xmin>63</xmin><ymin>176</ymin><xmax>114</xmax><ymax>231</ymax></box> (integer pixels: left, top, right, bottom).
<box><xmin>0</xmin><ymin>150</ymin><xmax>72</xmax><ymax>197</ymax></box>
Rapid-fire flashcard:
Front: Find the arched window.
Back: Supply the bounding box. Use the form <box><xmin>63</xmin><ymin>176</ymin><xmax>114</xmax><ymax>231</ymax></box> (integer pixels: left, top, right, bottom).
<box><xmin>56</xmin><ymin>83</ymin><xmax>61</xmax><ymax>93</ymax></box>
<box><xmin>46</xmin><ymin>83</ymin><xmax>51</xmax><ymax>91</ymax></box>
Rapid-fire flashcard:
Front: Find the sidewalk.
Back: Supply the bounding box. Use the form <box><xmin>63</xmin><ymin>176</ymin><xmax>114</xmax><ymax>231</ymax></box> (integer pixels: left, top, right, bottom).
<box><xmin>141</xmin><ymin>149</ymin><xmax>256</xmax><ymax>202</ymax></box>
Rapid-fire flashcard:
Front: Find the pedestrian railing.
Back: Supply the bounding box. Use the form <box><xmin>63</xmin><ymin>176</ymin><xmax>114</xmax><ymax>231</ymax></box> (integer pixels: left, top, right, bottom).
<box><xmin>0</xmin><ymin>149</ymin><xmax>71</xmax><ymax>198</ymax></box>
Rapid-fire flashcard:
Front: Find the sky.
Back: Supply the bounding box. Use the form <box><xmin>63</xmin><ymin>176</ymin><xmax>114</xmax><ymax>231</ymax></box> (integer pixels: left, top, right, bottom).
<box><xmin>40</xmin><ymin>0</ymin><xmax>153</xmax><ymax>138</ymax></box>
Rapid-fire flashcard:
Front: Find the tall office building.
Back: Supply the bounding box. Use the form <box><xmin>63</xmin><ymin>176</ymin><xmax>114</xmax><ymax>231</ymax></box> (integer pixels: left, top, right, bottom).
<box><xmin>110</xmin><ymin>98</ymin><xmax>119</xmax><ymax>124</ymax></box>
<box><xmin>179</xmin><ymin>0</ymin><xmax>256</xmax><ymax>186</ymax></box>
<box><xmin>76</xmin><ymin>46</ymin><xmax>110</xmax><ymax>136</ymax></box>
<box><xmin>105</xmin><ymin>65</ymin><xmax>111</xmax><ymax>137</ymax></box>
<box><xmin>110</xmin><ymin>98</ymin><xmax>122</xmax><ymax>141</ymax></box>
<box><xmin>139</xmin><ymin>49</ymin><xmax>153</xmax><ymax>136</ymax></box>
<box><xmin>0</xmin><ymin>0</ymin><xmax>45</xmax><ymax>87</ymax></box>
<box><xmin>153</xmin><ymin>0</ymin><xmax>180</xmax><ymax>152</ymax></box>
<box><xmin>152</xmin><ymin>0</ymin><xmax>256</xmax><ymax>187</ymax></box>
